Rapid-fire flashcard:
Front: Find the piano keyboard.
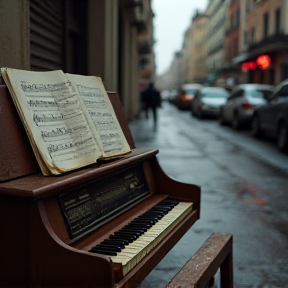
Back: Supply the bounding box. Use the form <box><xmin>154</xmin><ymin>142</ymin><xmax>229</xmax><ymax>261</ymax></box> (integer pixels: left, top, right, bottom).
<box><xmin>89</xmin><ymin>199</ymin><xmax>193</xmax><ymax>276</ymax></box>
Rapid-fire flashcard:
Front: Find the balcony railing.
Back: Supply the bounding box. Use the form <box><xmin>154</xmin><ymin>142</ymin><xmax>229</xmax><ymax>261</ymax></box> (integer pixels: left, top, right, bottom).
<box><xmin>248</xmin><ymin>33</ymin><xmax>288</xmax><ymax>51</ymax></box>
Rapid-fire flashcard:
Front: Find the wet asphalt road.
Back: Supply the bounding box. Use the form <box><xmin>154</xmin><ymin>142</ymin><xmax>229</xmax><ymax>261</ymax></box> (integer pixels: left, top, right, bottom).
<box><xmin>128</xmin><ymin>101</ymin><xmax>288</xmax><ymax>288</ymax></box>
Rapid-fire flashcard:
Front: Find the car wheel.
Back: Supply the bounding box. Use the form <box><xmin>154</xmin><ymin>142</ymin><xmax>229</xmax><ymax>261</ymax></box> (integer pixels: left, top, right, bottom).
<box><xmin>191</xmin><ymin>105</ymin><xmax>195</xmax><ymax>117</ymax></box>
<box><xmin>277</xmin><ymin>123</ymin><xmax>288</xmax><ymax>152</ymax></box>
<box><xmin>232</xmin><ymin>112</ymin><xmax>241</xmax><ymax>130</ymax></box>
<box><xmin>197</xmin><ymin>108</ymin><xmax>203</xmax><ymax>119</ymax></box>
<box><xmin>251</xmin><ymin>115</ymin><xmax>262</xmax><ymax>137</ymax></box>
<box><xmin>219</xmin><ymin>111</ymin><xmax>226</xmax><ymax>126</ymax></box>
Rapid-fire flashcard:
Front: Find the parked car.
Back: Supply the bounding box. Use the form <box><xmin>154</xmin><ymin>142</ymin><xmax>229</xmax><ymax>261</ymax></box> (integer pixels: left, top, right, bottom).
<box><xmin>176</xmin><ymin>83</ymin><xmax>202</xmax><ymax>110</ymax></box>
<box><xmin>218</xmin><ymin>83</ymin><xmax>274</xmax><ymax>129</ymax></box>
<box><xmin>251</xmin><ymin>79</ymin><xmax>288</xmax><ymax>152</ymax></box>
<box><xmin>160</xmin><ymin>90</ymin><xmax>170</xmax><ymax>102</ymax></box>
<box><xmin>191</xmin><ymin>86</ymin><xmax>229</xmax><ymax>118</ymax></box>
<box><xmin>167</xmin><ymin>90</ymin><xmax>178</xmax><ymax>104</ymax></box>
<box><xmin>160</xmin><ymin>89</ymin><xmax>177</xmax><ymax>102</ymax></box>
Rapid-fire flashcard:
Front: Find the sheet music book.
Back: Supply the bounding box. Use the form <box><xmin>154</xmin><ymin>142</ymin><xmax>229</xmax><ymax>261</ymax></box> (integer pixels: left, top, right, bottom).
<box><xmin>0</xmin><ymin>68</ymin><xmax>131</xmax><ymax>176</ymax></box>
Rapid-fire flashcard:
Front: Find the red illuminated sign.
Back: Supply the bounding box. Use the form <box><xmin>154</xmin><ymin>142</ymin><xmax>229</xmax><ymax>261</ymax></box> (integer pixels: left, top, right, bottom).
<box><xmin>256</xmin><ymin>55</ymin><xmax>271</xmax><ymax>69</ymax></box>
<box><xmin>241</xmin><ymin>62</ymin><xmax>257</xmax><ymax>70</ymax></box>
<box><xmin>241</xmin><ymin>55</ymin><xmax>271</xmax><ymax>70</ymax></box>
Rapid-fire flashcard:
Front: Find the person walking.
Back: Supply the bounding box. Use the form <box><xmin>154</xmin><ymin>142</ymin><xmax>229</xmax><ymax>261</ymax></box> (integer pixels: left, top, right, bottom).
<box><xmin>141</xmin><ymin>82</ymin><xmax>161</xmax><ymax>127</ymax></box>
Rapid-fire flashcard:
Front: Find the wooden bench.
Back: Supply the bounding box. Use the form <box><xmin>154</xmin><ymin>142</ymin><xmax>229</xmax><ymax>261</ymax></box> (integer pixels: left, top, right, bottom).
<box><xmin>167</xmin><ymin>233</ymin><xmax>233</xmax><ymax>288</ymax></box>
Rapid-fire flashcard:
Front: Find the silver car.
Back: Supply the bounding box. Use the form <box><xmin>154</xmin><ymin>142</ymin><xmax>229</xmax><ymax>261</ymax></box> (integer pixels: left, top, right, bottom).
<box><xmin>191</xmin><ymin>87</ymin><xmax>229</xmax><ymax>118</ymax></box>
<box><xmin>219</xmin><ymin>84</ymin><xmax>274</xmax><ymax>129</ymax></box>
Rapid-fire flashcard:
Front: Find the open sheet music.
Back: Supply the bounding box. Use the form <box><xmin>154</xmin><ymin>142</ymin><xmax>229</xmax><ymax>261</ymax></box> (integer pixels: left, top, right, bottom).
<box><xmin>0</xmin><ymin>68</ymin><xmax>131</xmax><ymax>176</ymax></box>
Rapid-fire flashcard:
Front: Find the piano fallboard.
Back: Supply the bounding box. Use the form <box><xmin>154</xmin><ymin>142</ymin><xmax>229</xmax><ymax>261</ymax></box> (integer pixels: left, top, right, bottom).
<box><xmin>58</xmin><ymin>163</ymin><xmax>150</xmax><ymax>240</ymax></box>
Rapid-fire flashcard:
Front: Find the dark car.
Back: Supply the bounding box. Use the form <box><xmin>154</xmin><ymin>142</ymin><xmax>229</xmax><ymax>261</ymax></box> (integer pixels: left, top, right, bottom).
<box><xmin>251</xmin><ymin>79</ymin><xmax>288</xmax><ymax>152</ymax></box>
<box><xmin>191</xmin><ymin>86</ymin><xmax>229</xmax><ymax>118</ymax></box>
<box><xmin>218</xmin><ymin>84</ymin><xmax>274</xmax><ymax>129</ymax></box>
<box><xmin>176</xmin><ymin>83</ymin><xmax>202</xmax><ymax>110</ymax></box>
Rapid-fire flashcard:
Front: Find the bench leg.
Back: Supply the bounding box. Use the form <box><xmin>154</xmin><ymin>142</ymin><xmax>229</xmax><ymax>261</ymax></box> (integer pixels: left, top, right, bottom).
<box><xmin>167</xmin><ymin>233</ymin><xmax>233</xmax><ymax>288</ymax></box>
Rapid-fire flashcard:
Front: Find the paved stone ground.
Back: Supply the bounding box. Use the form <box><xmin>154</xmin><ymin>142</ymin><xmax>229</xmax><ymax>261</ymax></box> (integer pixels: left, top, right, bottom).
<box><xmin>128</xmin><ymin>102</ymin><xmax>288</xmax><ymax>288</ymax></box>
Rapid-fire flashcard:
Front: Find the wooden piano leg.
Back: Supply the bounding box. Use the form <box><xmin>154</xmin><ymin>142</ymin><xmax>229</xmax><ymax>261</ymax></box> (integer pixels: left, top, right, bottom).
<box><xmin>167</xmin><ymin>233</ymin><xmax>233</xmax><ymax>288</ymax></box>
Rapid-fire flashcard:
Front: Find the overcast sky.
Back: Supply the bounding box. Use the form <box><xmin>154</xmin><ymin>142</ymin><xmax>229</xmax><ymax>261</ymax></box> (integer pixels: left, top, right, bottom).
<box><xmin>152</xmin><ymin>0</ymin><xmax>209</xmax><ymax>75</ymax></box>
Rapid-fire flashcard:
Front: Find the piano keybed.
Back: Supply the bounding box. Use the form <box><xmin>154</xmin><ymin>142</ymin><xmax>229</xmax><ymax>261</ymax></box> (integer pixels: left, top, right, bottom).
<box><xmin>88</xmin><ymin>199</ymin><xmax>193</xmax><ymax>275</ymax></box>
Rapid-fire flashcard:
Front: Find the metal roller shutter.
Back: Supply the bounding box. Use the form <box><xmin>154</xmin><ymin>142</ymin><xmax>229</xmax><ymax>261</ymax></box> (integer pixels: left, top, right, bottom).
<box><xmin>30</xmin><ymin>0</ymin><xmax>64</xmax><ymax>71</ymax></box>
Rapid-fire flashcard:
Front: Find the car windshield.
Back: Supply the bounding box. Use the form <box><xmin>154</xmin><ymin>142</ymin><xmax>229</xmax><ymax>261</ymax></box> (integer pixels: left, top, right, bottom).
<box><xmin>201</xmin><ymin>90</ymin><xmax>228</xmax><ymax>98</ymax></box>
<box><xmin>247</xmin><ymin>89</ymin><xmax>273</xmax><ymax>99</ymax></box>
<box><xmin>185</xmin><ymin>88</ymin><xmax>199</xmax><ymax>95</ymax></box>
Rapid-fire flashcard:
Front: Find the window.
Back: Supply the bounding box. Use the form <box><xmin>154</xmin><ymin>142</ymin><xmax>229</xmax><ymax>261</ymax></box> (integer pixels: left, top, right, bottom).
<box><xmin>246</xmin><ymin>89</ymin><xmax>273</xmax><ymax>99</ymax></box>
<box><xmin>251</xmin><ymin>27</ymin><xmax>255</xmax><ymax>44</ymax></box>
<box><xmin>263</xmin><ymin>12</ymin><xmax>269</xmax><ymax>39</ymax></box>
<box><xmin>233</xmin><ymin>38</ymin><xmax>238</xmax><ymax>56</ymax></box>
<box><xmin>244</xmin><ymin>30</ymin><xmax>248</xmax><ymax>45</ymax></box>
<box><xmin>236</xmin><ymin>9</ymin><xmax>240</xmax><ymax>26</ymax></box>
<box><xmin>275</xmin><ymin>8</ymin><xmax>281</xmax><ymax>34</ymax></box>
<box><xmin>274</xmin><ymin>84</ymin><xmax>288</xmax><ymax>99</ymax></box>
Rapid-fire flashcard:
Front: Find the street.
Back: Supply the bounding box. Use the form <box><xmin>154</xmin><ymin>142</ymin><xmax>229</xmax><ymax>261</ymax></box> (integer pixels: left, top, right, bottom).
<box><xmin>129</xmin><ymin>101</ymin><xmax>288</xmax><ymax>288</ymax></box>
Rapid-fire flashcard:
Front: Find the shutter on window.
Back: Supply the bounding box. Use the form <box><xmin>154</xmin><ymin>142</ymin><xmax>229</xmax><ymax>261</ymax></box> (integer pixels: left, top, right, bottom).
<box><xmin>30</xmin><ymin>0</ymin><xmax>64</xmax><ymax>71</ymax></box>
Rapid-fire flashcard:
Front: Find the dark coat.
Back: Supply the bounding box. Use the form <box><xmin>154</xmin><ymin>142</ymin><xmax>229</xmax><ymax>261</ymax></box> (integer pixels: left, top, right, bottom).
<box><xmin>142</xmin><ymin>84</ymin><xmax>161</xmax><ymax>108</ymax></box>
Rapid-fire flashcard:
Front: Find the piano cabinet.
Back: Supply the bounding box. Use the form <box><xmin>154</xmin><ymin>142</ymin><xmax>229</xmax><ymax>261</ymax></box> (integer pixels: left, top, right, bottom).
<box><xmin>0</xmin><ymin>86</ymin><xmax>200</xmax><ymax>288</ymax></box>
<box><xmin>0</xmin><ymin>149</ymin><xmax>200</xmax><ymax>288</ymax></box>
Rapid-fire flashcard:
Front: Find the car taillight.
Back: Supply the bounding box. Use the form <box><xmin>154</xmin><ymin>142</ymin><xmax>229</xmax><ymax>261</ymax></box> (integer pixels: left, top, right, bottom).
<box><xmin>242</xmin><ymin>102</ymin><xmax>254</xmax><ymax>109</ymax></box>
<box><xmin>181</xmin><ymin>94</ymin><xmax>194</xmax><ymax>101</ymax></box>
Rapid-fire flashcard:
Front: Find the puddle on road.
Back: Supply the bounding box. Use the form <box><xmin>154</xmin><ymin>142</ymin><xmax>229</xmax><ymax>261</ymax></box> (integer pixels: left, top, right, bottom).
<box><xmin>236</xmin><ymin>182</ymin><xmax>268</xmax><ymax>206</ymax></box>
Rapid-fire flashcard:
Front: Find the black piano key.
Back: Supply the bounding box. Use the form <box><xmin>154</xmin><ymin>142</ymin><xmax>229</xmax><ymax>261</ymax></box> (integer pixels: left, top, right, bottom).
<box><xmin>124</xmin><ymin>224</ymin><xmax>148</xmax><ymax>232</ymax></box>
<box><xmin>103</xmin><ymin>238</ymin><xmax>129</xmax><ymax>246</ymax></box>
<box><xmin>136</xmin><ymin>216</ymin><xmax>158</xmax><ymax>223</ymax></box>
<box><xmin>156</xmin><ymin>200</ymin><xmax>176</xmax><ymax>206</ymax></box>
<box><xmin>142</xmin><ymin>210</ymin><xmax>165</xmax><ymax>216</ymax></box>
<box><xmin>94</xmin><ymin>243</ymin><xmax>122</xmax><ymax>252</ymax></box>
<box><xmin>113</xmin><ymin>231</ymin><xmax>139</xmax><ymax>240</ymax></box>
<box><xmin>99</xmin><ymin>242</ymin><xmax>125</xmax><ymax>250</ymax></box>
<box><xmin>109</xmin><ymin>234</ymin><xmax>134</xmax><ymax>243</ymax></box>
<box><xmin>116</xmin><ymin>229</ymin><xmax>142</xmax><ymax>238</ymax></box>
<box><xmin>137</xmin><ymin>214</ymin><xmax>159</xmax><ymax>220</ymax></box>
<box><xmin>150</xmin><ymin>207</ymin><xmax>171</xmax><ymax>213</ymax></box>
<box><xmin>120</xmin><ymin>227</ymin><xmax>146</xmax><ymax>235</ymax></box>
<box><xmin>150</xmin><ymin>205</ymin><xmax>171</xmax><ymax>210</ymax></box>
<box><xmin>141</xmin><ymin>212</ymin><xmax>164</xmax><ymax>220</ymax></box>
<box><xmin>130</xmin><ymin>219</ymin><xmax>154</xmax><ymax>227</ymax></box>
<box><xmin>158</xmin><ymin>199</ymin><xmax>179</xmax><ymax>206</ymax></box>
<box><xmin>89</xmin><ymin>247</ymin><xmax>117</xmax><ymax>256</ymax></box>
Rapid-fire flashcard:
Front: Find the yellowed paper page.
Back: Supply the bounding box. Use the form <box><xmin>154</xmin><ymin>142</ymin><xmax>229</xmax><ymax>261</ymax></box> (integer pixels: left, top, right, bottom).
<box><xmin>1</xmin><ymin>68</ymin><xmax>102</xmax><ymax>175</ymax></box>
<box><xmin>67</xmin><ymin>74</ymin><xmax>131</xmax><ymax>158</ymax></box>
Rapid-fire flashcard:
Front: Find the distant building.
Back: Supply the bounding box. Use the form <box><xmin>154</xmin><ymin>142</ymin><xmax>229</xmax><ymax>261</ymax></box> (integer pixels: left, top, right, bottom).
<box><xmin>187</xmin><ymin>11</ymin><xmax>209</xmax><ymax>83</ymax></box>
<box><xmin>206</xmin><ymin>0</ymin><xmax>231</xmax><ymax>85</ymax></box>
<box><xmin>233</xmin><ymin>0</ymin><xmax>288</xmax><ymax>85</ymax></box>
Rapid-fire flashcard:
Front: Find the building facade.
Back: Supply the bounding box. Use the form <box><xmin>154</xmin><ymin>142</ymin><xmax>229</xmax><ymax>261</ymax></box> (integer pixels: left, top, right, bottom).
<box><xmin>0</xmin><ymin>0</ymin><xmax>155</xmax><ymax>120</ymax></box>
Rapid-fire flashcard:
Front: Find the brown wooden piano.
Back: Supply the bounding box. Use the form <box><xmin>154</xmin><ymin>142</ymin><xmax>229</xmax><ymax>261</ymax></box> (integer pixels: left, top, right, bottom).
<box><xmin>0</xmin><ymin>85</ymin><xmax>200</xmax><ymax>288</ymax></box>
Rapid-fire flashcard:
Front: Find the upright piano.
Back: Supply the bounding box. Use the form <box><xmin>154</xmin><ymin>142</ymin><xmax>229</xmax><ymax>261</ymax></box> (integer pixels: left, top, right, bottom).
<box><xmin>0</xmin><ymin>85</ymin><xmax>200</xmax><ymax>288</ymax></box>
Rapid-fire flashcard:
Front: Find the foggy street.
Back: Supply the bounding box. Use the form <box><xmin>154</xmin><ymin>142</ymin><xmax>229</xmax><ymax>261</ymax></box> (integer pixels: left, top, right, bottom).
<box><xmin>129</xmin><ymin>101</ymin><xmax>288</xmax><ymax>288</ymax></box>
